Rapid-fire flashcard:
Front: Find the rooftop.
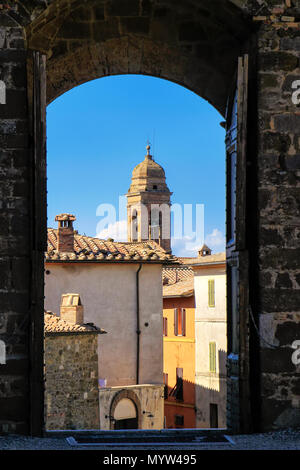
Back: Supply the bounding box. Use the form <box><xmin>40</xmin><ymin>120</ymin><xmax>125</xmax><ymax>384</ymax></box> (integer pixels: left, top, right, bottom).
<box><xmin>44</xmin><ymin>311</ymin><xmax>106</xmax><ymax>334</ymax></box>
<box><xmin>46</xmin><ymin>228</ymin><xmax>176</xmax><ymax>263</ymax></box>
<box><xmin>162</xmin><ymin>265</ymin><xmax>194</xmax><ymax>298</ymax></box>
<box><xmin>163</xmin><ymin>277</ymin><xmax>194</xmax><ymax>298</ymax></box>
<box><xmin>178</xmin><ymin>252</ymin><xmax>226</xmax><ymax>266</ymax></box>
<box><xmin>162</xmin><ymin>266</ymin><xmax>193</xmax><ymax>284</ymax></box>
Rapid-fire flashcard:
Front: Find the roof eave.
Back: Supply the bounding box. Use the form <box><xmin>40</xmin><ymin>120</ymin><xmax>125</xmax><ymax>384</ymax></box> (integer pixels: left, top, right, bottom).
<box><xmin>163</xmin><ymin>291</ymin><xmax>194</xmax><ymax>298</ymax></box>
<box><xmin>190</xmin><ymin>261</ymin><xmax>226</xmax><ymax>268</ymax></box>
<box><xmin>45</xmin><ymin>259</ymin><xmax>167</xmax><ymax>265</ymax></box>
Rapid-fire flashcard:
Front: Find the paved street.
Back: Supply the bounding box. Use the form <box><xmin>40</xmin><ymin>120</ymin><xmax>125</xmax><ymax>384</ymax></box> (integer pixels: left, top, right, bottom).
<box><xmin>1</xmin><ymin>429</ymin><xmax>300</xmax><ymax>450</ymax></box>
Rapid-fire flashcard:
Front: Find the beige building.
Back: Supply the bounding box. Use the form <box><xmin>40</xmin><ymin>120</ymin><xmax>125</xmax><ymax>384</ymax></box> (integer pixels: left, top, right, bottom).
<box><xmin>185</xmin><ymin>247</ymin><xmax>227</xmax><ymax>428</ymax></box>
<box><xmin>44</xmin><ymin>294</ymin><xmax>106</xmax><ymax>430</ymax></box>
<box><xmin>44</xmin><ymin>213</ymin><xmax>174</xmax><ymax>429</ymax></box>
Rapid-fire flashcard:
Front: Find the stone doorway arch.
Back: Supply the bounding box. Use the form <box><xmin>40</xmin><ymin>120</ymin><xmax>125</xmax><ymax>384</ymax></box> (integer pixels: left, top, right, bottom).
<box><xmin>109</xmin><ymin>389</ymin><xmax>142</xmax><ymax>430</ymax></box>
<box><xmin>6</xmin><ymin>0</ymin><xmax>300</xmax><ymax>437</ymax></box>
<box><xmin>26</xmin><ymin>0</ymin><xmax>252</xmax><ymax>113</ymax></box>
<box><xmin>25</xmin><ymin>0</ymin><xmax>256</xmax><ymax>436</ymax></box>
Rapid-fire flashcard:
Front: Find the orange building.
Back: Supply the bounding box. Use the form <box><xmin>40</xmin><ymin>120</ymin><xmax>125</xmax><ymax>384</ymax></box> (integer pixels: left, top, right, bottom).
<box><xmin>162</xmin><ymin>267</ymin><xmax>196</xmax><ymax>429</ymax></box>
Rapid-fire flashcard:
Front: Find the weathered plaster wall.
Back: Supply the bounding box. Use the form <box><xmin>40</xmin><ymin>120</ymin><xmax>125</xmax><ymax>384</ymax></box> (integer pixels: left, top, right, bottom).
<box><xmin>194</xmin><ymin>265</ymin><xmax>227</xmax><ymax>429</ymax></box>
<box><xmin>44</xmin><ymin>262</ymin><xmax>163</xmax><ymax>387</ymax></box>
<box><xmin>45</xmin><ymin>332</ymin><xmax>100</xmax><ymax>430</ymax></box>
<box><xmin>163</xmin><ymin>298</ymin><xmax>196</xmax><ymax>429</ymax></box>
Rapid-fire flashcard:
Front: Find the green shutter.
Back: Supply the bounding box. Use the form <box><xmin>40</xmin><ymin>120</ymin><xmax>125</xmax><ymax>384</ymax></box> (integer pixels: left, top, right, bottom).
<box><xmin>208</xmin><ymin>279</ymin><xmax>215</xmax><ymax>307</ymax></box>
<box><xmin>209</xmin><ymin>342</ymin><xmax>216</xmax><ymax>373</ymax></box>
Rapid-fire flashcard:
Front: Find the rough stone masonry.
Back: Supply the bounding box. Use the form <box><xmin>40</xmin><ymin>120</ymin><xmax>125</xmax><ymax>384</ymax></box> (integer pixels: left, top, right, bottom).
<box><xmin>0</xmin><ymin>0</ymin><xmax>299</xmax><ymax>435</ymax></box>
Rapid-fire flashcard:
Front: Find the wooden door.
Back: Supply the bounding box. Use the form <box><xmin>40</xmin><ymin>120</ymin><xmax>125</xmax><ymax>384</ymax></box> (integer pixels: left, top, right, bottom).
<box><xmin>28</xmin><ymin>51</ymin><xmax>47</xmax><ymax>436</ymax></box>
<box><xmin>225</xmin><ymin>55</ymin><xmax>251</xmax><ymax>433</ymax></box>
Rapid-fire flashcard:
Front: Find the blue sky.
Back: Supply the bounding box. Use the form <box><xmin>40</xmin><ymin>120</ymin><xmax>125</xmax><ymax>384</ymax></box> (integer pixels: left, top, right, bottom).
<box><xmin>47</xmin><ymin>75</ymin><xmax>226</xmax><ymax>257</ymax></box>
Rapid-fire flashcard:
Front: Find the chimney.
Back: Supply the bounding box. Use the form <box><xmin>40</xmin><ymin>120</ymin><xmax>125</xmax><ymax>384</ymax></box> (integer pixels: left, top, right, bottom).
<box><xmin>60</xmin><ymin>293</ymin><xmax>84</xmax><ymax>324</ymax></box>
<box><xmin>55</xmin><ymin>213</ymin><xmax>76</xmax><ymax>252</ymax></box>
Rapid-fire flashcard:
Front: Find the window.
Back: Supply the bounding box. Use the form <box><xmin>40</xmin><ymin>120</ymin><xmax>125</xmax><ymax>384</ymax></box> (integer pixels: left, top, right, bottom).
<box><xmin>131</xmin><ymin>210</ymin><xmax>138</xmax><ymax>241</ymax></box>
<box><xmin>174</xmin><ymin>308</ymin><xmax>186</xmax><ymax>336</ymax></box>
<box><xmin>175</xmin><ymin>415</ymin><xmax>184</xmax><ymax>426</ymax></box>
<box><xmin>163</xmin><ymin>317</ymin><xmax>168</xmax><ymax>336</ymax></box>
<box><xmin>169</xmin><ymin>368</ymin><xmax>183</xmax><ymax>401</ymax></box>
<box><xmin>163</xmin><ymin>373</ymin><xmax>168</xmax><ymax>399</ymax></box>
<box><xmin>208</xmin><ymin>279</ymin><xmax>215</xmax><ymax>307</ymax></box>
<box><xmin>210</xmin><ymin>403</ymin><xmax>218</xmax><ymax>428</ymax></box>
<box><xmin>209</xmin><ymin>342</ymin><xmax>216</xmax><ymax>373</ymax></box>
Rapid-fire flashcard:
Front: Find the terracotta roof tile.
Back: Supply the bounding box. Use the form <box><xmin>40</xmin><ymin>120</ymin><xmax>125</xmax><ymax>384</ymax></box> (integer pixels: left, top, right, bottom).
<box><xmin>44</xmin><ymin>311</ymin><xmax>106</xmax><ymax>334</ymax></box>
<box><xmin>178</xmin><ymin>252</ymin><xmax>226</xmax><ymax>265</ymax></box>
<box><xmin>163</xmin><ymin>278</ymin><xmax>194</xmax><ymax>298</ymax></box>
<box><xmin>46</xmin><ymin>228</ymin><xmax>177</xmax><ymax>263</ymax></box>
<box><xmin>162</xmin><ymin>266</ymin><xmax>194</xmax><ymax>285</ymax></box>
<box><xmin>162</xmin><ymin>266</ymin><xmax>194</xmax><ymax>297</ymax></box>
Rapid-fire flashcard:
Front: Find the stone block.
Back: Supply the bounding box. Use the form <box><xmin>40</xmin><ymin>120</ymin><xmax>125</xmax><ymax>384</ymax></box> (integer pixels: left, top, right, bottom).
<box><xmin>259</xmin><ymin>52</ymin><xmax>298</xmax><ymax>71</ymax></box>
<box><xmin>260</xmin><ymin>288</ymin><xmax>300</xmax><ymax>312</ymax></box>
<box><xmin>179</xmin><ymin>22</ymin><xmax>207</xmax><ymax>42</ymax></box>
<box><xmin>275</xmin><ymin>321</ymin><xmax>300</xmax><ymax>346</ymax></box>
<box><xmin>259</xmin><ymin>73</ymin><xmax>280</xmax><ymax>89</ymax></box>
<box><xmin>261</xmin><ymin>347</ymin><xmax>295</xmax><ymax>374</ymax></box>
<box><xmin>262</xmin><ymin>132</ymin><xmax>291</xmax><ymax>153</ymax></box>
<box><xmin>280</xmin><ymin>36</ymin><xmax>300</xmax><ymax>50</ymax></box>
<box><xmin>261</xmin><ymin>398</ymin><xmax>292</xmax><ymax>430</ymax></box>
<box><xmin>121</xmin><ymin>17</ymin><xmax>149</xmax><ymax>35</ymax></box>
<box><xmin>93</xmin><ymin>19</ymin><xmax>120</xmax><ymax>42</ymax></box>
<box><xmin>93</xmin><ymin>5</ymin><xmax>105</xmax><ymax>21</ymax></box>
<box><xmin>106</xmin><ymin>0</ymin><xmax>140</xmax><ymax>17</ymax></box>
<box><xmin>275</xmin><ymin>273</ymin><xmax>293</xmax><ymax>289</ymax></box>
<box><xmin>0</xmin><ymin>397</ymin><xmax>28</xmax><ymax>420</ymax></box>
<box><xmin>57</xmin><ymin>21</ymin><xmax>91</xmax><ymax>40</ymax></box>
<box><xmin>259</xmin><ymin>226</ymin><xmax>283</xmax><ymax>246</ymax></box>
<box><xmin>274</xmin><ymin>114</ymin><xmax>300</xmax><ymax>133</ymax></box>
<box><xmin>0</xmin><ymin>90</ymin><xmax>27</xmax><ymax>119</ymax></box>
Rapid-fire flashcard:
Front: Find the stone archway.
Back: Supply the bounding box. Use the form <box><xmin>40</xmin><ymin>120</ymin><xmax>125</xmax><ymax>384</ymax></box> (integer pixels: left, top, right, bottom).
<box><xmin>109</xmin><ymin>389</ymin><xmax>142</xmax><ymax>430</ymax></box>
<box><xmin>26</xmin><ymin>0</ymin><xmax>252</xmax><ymax>113</ymax></box>
<box><xmin>25</xmin><ymin>0</ymin><xmax>255</xmax><ymax>435</ymax></box>
<box><xmin>1</xmin><ymin>0</ymin><xmax>299</xmax><ymax>437</ymax></box>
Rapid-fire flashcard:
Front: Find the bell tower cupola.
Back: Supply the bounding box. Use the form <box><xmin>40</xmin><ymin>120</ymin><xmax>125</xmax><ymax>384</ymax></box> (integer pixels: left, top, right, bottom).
<box><xmin>126</xmin><ymin>144</ymin><xmax>172</xmax><ymax>253</ymax></box>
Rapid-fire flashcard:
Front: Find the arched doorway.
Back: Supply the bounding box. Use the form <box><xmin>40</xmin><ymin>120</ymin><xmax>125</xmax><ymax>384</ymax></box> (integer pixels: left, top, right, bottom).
<box><xmin>25</xmin><ymin>0</ymin><xmax>257</xmax><ymax>435</ymax></box>
<box><xmin>110</xmin><ymin>390</ymin><xmax>142</xmax><ymax>430</ymax></box>
<box><xmin>113</xmin><ymin>398</ymin><xmax>138</xmax><ymax>430</ymax></box>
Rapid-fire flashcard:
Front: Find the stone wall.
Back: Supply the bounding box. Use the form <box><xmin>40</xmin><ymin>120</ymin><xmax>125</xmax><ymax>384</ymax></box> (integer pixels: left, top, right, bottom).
<box><xmin>45</xmin><ymin>332</ymin><xmax>100</xmax><ymax>430</ymax></box>
<box><xmin>257</xmin><ymin>18</ymin><xmax>300</xmax><ymax>429</ymax></box>
<box><xmin>0</xmin><ymin>9</ymin><xmax>32</xmax><ymax>435</ymax></box>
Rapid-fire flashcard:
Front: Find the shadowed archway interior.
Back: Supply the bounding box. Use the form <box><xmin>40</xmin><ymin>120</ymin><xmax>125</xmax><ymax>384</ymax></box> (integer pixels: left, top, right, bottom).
<box><xmin>26</xmin><ymin>0</ymin><xmax>252</xmax><ymax>113</ymax></box>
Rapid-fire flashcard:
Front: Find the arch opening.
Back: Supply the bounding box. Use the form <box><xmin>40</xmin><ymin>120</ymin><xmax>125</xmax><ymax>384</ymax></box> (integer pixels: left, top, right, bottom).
<box><xmin>27</xmin><ymin>0</ymin><xmax>252</xmax><ymax>114</ymax></box>
<box><xmin>27</xmin><ymin>0</ymin><xmax>255</xmax><ymax>435</ymax></box>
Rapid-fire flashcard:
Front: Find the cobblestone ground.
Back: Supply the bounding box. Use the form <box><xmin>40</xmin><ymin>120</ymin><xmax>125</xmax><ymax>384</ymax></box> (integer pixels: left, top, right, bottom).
<box><xmin>0</xmin><ymin>430</ymin><xmax>300</xmax><ymax>450</ymax></box>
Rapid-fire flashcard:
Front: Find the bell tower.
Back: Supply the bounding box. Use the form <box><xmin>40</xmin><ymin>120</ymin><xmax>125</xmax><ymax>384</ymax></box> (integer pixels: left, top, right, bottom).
<box><xmin>126</xmin><ymin>144</ymin><xmax>172</xmax><ymax>253</ymax></box>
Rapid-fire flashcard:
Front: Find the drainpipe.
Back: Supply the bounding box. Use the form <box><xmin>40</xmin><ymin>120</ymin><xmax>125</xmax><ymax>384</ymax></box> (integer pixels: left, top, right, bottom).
<box><xmin>136</xmin><ymin>263</ymin><xmax>142</xmax><ymax>384</ymax></box>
